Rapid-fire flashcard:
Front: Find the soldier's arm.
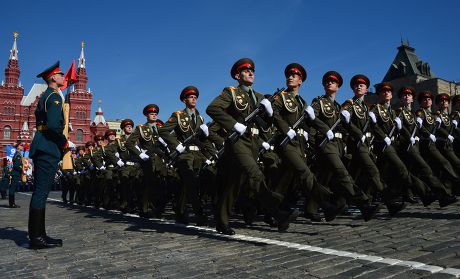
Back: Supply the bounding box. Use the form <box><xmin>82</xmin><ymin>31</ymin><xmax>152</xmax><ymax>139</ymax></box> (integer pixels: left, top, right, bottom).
<box><xmin>369</xmin><ymin>105</ymin><xmax>387</xmax><ymax>141</ymax></box>
<box><xmin>206</xmin><ymin>88</ymin><xmax>238</xmax><ymax>131</ymax></box>
<box><xmin>13</xmin><ymin>155</ymin><xmax>22</xmax><ymax>173</ymax></box>
<box><xmin>158</xmin><ymin>113</ymin><xmax>180</xmax><ymax>149</ymax></box>
<box><xmin>309</xmin><ymin>98</ymin><xmax>332</xmax><ymax>134</ymax></box>
<box><xmin>46</xmin><ymin>93</ymin><xmax>68</xmax><ymax>148</ymax></box>
<box><xmin>416</xmin><ymin>110</ymin><xmax>432</xmax><ymax>138</ymax></box>
<box><xmin>272</xmin><ymin>94</ymin><xmax>290</xmax><ymax>135</ymax></box>
<box><xmin>125</xmin><ymin>126</ymin><xmax>142</xmax><ymax>156</ymax></box>
<box><xmin>105</xmin><ymin>144</ymin><xmax>119</xmax><ymax>165</ymax></box>
<box><xmin>342</xmin><ymin>100</ymin><xmax>363</xmax><ymax>141</ymax></box>
<box><xmin>207</xmin><ymin>122</ymin><xmax>226</xmax><ymax>148</ymax></box>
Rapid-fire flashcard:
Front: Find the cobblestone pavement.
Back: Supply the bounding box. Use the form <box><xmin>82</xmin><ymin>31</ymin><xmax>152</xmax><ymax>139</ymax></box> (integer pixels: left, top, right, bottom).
<box><xmin>0</xmin><ymin>192</ymin><xmax>459</xmax><ymax>279</ymax></box>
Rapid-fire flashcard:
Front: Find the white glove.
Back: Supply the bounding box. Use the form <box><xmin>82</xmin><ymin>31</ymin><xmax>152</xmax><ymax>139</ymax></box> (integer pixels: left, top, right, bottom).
<box><xmin>260</xmin><ymin>98</ymin><xmax>273</xmax><ymax>117</ymax></box>
<box><xmin>394</xmin><ymin>117</ymin><xmax>402</xmax><ymax>130</ymax></box>
<box><xmin>410</xmin><ymin>137</ymin><xmax>416</xmax><ymax>145</ymax></box>
<box><xmin>73</xmin><ymin>171</ymin><xmax>77</xmax><ymax>175</ymax></box>
<box><xmin>199</xmin><ymin>124</ymin><xmax>209</xmax><ymax>137</ymax></box>
<box><xmin>436</xmin><ymin>117</ymin><xmax>442</xmax><ymax>125</ymax></box>
<box><xmin>384</xmin><ymin>137</ymin><xmax>391</xmax><ymax>146</ymax></box>
<box><xmin>139</xmin><ymin>152</ymin><xmax>149</xmax><ymax>161</ymax></box>
<box><xmin>429</xmin><ymin>134</ymin><xmax>436</xmax><ymax>142</ymax></box>
<box><xmin>205</xmin><ymin>159</ymin><xmax>212</xmax><ymax>165</ymax></box>
<box><xmin>361</xmin><ymin>135</ymin><xmax>366</xmax><ymax>143</ymax></box>
<box><xmin>233</xmin><ymin>122</ymin><xmax>247</xmax><ymax>135</ymax></box>
<box><xmin>448</xmin><ymin>135</ymin><xmax>454</xmax><ymax>143</ymax></box>
<box><xmin>158</xmin><ymin>137</ymin><xmax>168</xmax><ymax>147</ymax></box>
<box><xmin>416</xmin><ymin>117</ymin><xmax>423</xmax><ymax>128</ymax></box>
<box><xmin>176</xmin><ymin>143</ymin><xmax>186</xmax><ymax>153</ymax></box>
<box><xmin>287</xmin><ymin>128</ymin><xmax>296</xmax><ymax>140</ymax></box>
<box><xmin>368</xmin><ymin>112</ymin><xmax>376</xmax><ymax>124</ymax></box>
<box><xmin>305</xmin><ymin>106</ymin><xmax>315</xmax><ymax>120</ymax></box>
<box><xmin>326</xmin><ymin>130</ymin><xmax>334</xmax><ymax>140</ymax></box>
<box><xmin>303</xmin><ymin>131</ymin><xmax>309</xmax><ymax>141</ymax></box>
<box><xmin>99</xmin><ymin>166</ymin><xmax>106</xmax><ymax>171</ymax></box>
<box><xmin>117</xmin><ymin>160</ymin><xmax>125</xmax><ymax>167</ymax></box>
<box><xmin>115</xmin><ymin>152</ymin><xmax>120</xmax><ymax>158</ymax></box>
<box><xmin>341</xmin><ymin>110</ymin><xmax>351</xmax><ymax>124</ymax></box>
<box><xmin>68</xmin><ymin>141</ymin><xmax>76</xmax><ymax>148</ymax></box>
<box><xmin>453</xmin><ymin>120</ymin><xmax>458</xmax><ymax>128</ymax></box>
<box><xmin>262</xmin><ymin>142</ymin><xmax>270</xmax><ymax>151</ymax></box>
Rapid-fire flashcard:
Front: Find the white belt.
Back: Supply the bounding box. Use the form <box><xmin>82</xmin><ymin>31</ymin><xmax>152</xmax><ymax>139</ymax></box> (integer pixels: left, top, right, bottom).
<box><xmin>126</xmin><ymin>162</ymin><xmax>135</xmax><ymax>166</ymax></box>
<box><xmin>108</xmin><ymin>165</ymin><xmax>114</xmax><ymax>168</ymax></box>
<box><xmin>250</xmin><ymin>128</ymin><xmax>259</xmax><ymax>135</ymax></box>
<box><xmin>188</xmin><ymin>145</ymin><xmax>200</xmax><ymax>151</ymax></box>
<box><xmin>365</xmin><ymin>132</ymin><xmax>372</xmax><ymax>138</ymax></box>
<box><xmin>334</xmin><ymin>132</ymin><xmax>343</xmax><ymax>139</ymax></box>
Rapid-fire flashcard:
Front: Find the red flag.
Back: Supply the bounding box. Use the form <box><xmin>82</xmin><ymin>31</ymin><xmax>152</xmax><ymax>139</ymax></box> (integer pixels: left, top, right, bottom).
<box><xmin>59</xmin><ymin>60</ymin><xmax>77</xmax><ymax>90</ymax></box>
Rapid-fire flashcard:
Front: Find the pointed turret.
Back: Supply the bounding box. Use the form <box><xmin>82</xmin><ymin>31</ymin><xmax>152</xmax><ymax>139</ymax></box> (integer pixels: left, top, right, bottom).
<box><xmin>90</xmin><ymin>99</ymin><xmax>109</xmax><ymax>136</ymax></box>
<box><xmin>92</xmin><ymin>99</ymin><xmax>107</xmax><ymax>125</ymax></box>
<box><xmin>74</xmin><ymin>40</ymin><xmax>88</xmax><ymax>93</ymax></box>
<box><xmin>78</xmin><ymin>40</ymin><xmax>86</xmax><ymax>68</ymax></box>
<box><xmin>4</xmin><ymin>32</ymin><xmax>21</xmax><ymax>87</ymax></box>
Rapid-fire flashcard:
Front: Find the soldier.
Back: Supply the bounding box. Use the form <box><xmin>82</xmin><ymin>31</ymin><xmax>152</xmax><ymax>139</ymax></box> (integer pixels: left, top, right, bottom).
<box><xmin>73</xmin><ymin>146</ymin><xmax>87</xmax><ymax>205</ymax></box>
<box><xmin>206</xmin><ymin>58</ymin><xmax>299</xmax><ymax>235</ymax></box>
<box><xmin>125</xmin><ymin>104</ymin><xmax>168</xmax><ymax>218</ymax></box>
<box><xmin>91</xmin><ymin>134</ymin><xmax>108</xmax><ymax>208</ymax></box>
<box><xmin>416</xmin><ymin>91</ymin><xmax>460</xmax><ymax>195</ymax></box>
<box><xmin>272</xmin><ymin>63</ymin><xmax>341</xmax><ymax>222</ymax></box>
<box><xmin>61</xmin><ymin>148</ymin><xmax>77</xmax><ymax>204</ymax></box>
<box><xmin>451</xmin><ymin>95</ymin><xmax>460</xmax><ymax>156</ymax></box>
<box><xmin>0</xmin><ymin>158</ymin><xmax>9</xmax><ymax>199</ymax></box>
<box><xmin>82</xmin><ymin>141</ymin><xmax>96</xmax><ymax>205</ymax></box>
<box><xmin>101</xmin><ymin>129</ymin><xmax>122</xmax><ymax>209</ymax></box>
<box><xmin>5</xmin><ymin>142</ymin><xmax>23</xmax><ymax>208</ymax></box>
<box><xmin>395</xmin><ymin>86</ymin><xmax>457</xmax><ymax>207</ymax></box>
<box><xmin>310</xmin><ymin>71</ymin><xmax>380</xmax><ymax>221</ymax></box>
<box><xmin>28</xmin><ymin>61</ymin><xmax>66</xmax><ymax>249</ymax></box>
<box><xmin>159</xmin><ymin>86</ymin><xmax>213</xmax><ymax>225</ymax></box>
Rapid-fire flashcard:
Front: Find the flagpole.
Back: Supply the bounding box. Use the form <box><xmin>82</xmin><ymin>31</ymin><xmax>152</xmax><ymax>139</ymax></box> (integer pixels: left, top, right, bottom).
<box><xmin>61</xmin><ymin>60</ymin><xmax>76</xmax><ymax>170</ymax></box>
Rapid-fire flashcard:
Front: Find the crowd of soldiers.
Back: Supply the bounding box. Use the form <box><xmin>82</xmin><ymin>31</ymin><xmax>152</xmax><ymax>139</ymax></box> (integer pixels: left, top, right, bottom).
<box><xmin>58</xmin><ymin>58</ymin><xmax>460</xmax><ymax>235</ymax></box>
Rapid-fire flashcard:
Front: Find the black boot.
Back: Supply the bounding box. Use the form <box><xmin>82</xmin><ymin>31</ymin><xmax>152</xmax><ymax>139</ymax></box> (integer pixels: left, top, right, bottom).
<box><xmin>439</xmin><ymin>195</ymin><xmax>458</xmax><ymax>208</ymax></box>
<box><xmin>359</xmin><ymin>203</ymin><xmax>381</xmax><ymax>222</ymax></box>
<box><xmin>9</xmin><ymin>196</ymin><xmax>20</xmax><ymax>208</ymax></box>
<box><xmin>421</xmin><ymin>193</ymin><xmax>437</xmax><ymax>207</ymax></box>
<box><xmin>1</xmin><ymin>190</ymin><xmax>6</xmax><ymax>199</ymax></box>
<box><xmin>276</xmin><ymin>209</ymin><xmax>299</xmax><ymax>232</ymax></box>
<box><xmin>386</xmin><ymin>201</ymin><xmax>407</xmax><ymax>217</ymax></box>
<box><xmin>216</xmin><ymin>223</ymin><xmax>235</xmax><ymax>235</ymax></box>
<box><xmin>28</xmin><ymin>208</ymin><xmax>62</xmax><ymax>249</ymax></box>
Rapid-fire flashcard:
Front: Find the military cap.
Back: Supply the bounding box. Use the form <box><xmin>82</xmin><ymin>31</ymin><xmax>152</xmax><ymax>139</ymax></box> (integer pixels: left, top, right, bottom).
<box><xmin>143</xmin><ymin>104</ymin><xmax>159</xmax><ymax>116</ymax></box>
<box><xmin>120</xmin><ymin>119</ymin><xmax>134</xmax><ymax>129</ymax></box>
<box><xmin>452</xmin><ymin>95</ymin><xmax>460</xmax><ymax>106</ymax></box>
<box><xmin>104</xmin><ymin>129</ymin><xmax>116</xmax><ymax>139</ymax></box>
<box><xmin>417</xmin><ymin>90</ymin><xmax>433</xmax><ymax>103</ymax></box>
<box><xmin>375</xmin><ymin>82</ymin><xmax>393</xmax><ymax>94</ymax></box>
<box><xmin>350</xmin><ymin>74</ymin><xmax>370</xmax><ymax>89</ymax></box>
<box><xmin>180</xmin><ymin>86</ymin><xmax>199</xmax><ymax>101</ymax></box>
<box><xmin>36</xmin><ymin>61</ymin><xmax>64</xmax><ymax>80</ymax></box>
<box><xmin>435</xmin><ymin>93</ymin><xmax>450</xmax><ymax>104</ymax></box>
<box><xmin>397</xmin><ymin>86</ymin><xmax>416</xmax><ymax>98</ymax></box>
<box><xmin>284</xmin><ymin>63</ymin><xmax>307</xmax><ymax>82</ymax></box>
<box><xmin>77</xmin><ymin>146</ymin><xmax>86</xmax><ymax>152</ymax></box>
<box><xmin>85</xmin><ymin>141</ymin><xmax>95</xmax><ymax>148</ymax></box>
<box><xmin>231</xmin><ymin>58</ymin><xmax>255</xmax><ymax>79</ymax></box>
<box><xmin>322</xmin><ymin>71</ymin><xmax>343</xmax><ymax>87</ymax></box>
<box><xmin>94</xmin><ymin>134</ymin><xmax>104</xmax><ymax>142</ymax></box>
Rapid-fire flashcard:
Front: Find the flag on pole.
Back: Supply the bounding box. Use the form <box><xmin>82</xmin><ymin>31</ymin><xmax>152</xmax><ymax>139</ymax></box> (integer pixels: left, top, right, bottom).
<box><xmin>59</xmin><ymin>60</ymin><xmax>77</xmax><ymax>90</ymax></box>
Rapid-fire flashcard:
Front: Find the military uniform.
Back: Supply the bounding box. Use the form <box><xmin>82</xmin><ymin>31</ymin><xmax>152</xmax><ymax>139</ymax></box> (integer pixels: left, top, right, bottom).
<box><xmin>7</xmin><ymin>147</ymin><xmax>23</xmax><ymax>208</ymax></box>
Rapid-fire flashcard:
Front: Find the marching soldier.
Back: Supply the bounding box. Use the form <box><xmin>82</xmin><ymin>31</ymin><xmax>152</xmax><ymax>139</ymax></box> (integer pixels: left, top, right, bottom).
<box><xmin>206</xmin><ymin>58</ymin><xmax>299</xmax><ymax>235</ymax></box>
<box><xmin>0</xmin><ymin>158</ymin><xmax>9</xmax><ymax>199</ymax></box>
<box><xmin>5</xmin><ymin>142</ymin><xmax>24</xmax><ymax>208</ymax></box>
<box><xmin>74</xmin><ymin>146</ymin><xmax>87</xmax><ymax>205</ymax></box>
<box><xmin>272</xmin><ymin>63</ymin><xmax>341</xmax><ymax>222</ymax></box>
<box><xmin>83</xmin><ymin>141</ymin><xmax>96</xmax><ymax>205</ymax></box>
<box><xmin>103</xmin><ymin>129</ymin><xmax>122</xmax><ymax>209</ymax></box>
<box><xmin>61</xmin><ymin>148</ymin><xmax>77</xmax><ymax>204</ymax></box>
<box><xmin>395</xmin><ymin>86</ymin><xmax>457</xmax><ymax>207</ymax></box>
<box><xmin>310</xmin><ymin>71</ymin><xmax>380</xmax><ymax>221</ymax></box>
<box><xmin>451</xmin><ymin>95</ymin><xmax>460</xmax><ymax>157</ymax></box>
<box><xmin>159</xmin><ymin>86</ymin><xmax>213</xmax><ymax>225</ymax></box>
<box><xmin>92</xmin><ymin>134</ymin><xmax>108</xmax><ymax>208</ymax></box>
<box><xmin>28</xmin><ymin>61</ymin><xmax>66</xmax><ymax>249</ymax></box>
<box><xmin>125</xmin><ymin>104</ymin><xmax>168</xmax><ymax>218</ymax></box>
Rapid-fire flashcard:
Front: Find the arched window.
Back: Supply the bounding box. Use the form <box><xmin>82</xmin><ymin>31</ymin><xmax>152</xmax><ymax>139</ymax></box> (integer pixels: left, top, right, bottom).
<box><xmin>76</xmin><ymin>129</ymin><xmax>83</xmax><ymax>142</ymax></box>
<box><xmin>3</xmin><ymin>126</ymin><xmax>11</xmax><ymax>139</ymax></box>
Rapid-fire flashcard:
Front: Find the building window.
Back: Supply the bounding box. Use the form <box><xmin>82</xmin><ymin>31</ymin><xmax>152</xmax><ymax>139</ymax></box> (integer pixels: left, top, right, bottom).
<box><xmin>76</xmin><ymin>129</ymin><xmax>83</xmax><ymax>142</ymax></box>
<box><xmin>3</xmin><ymin>126</ymin><xmax>11</xmax><ymax>139</ymax></box>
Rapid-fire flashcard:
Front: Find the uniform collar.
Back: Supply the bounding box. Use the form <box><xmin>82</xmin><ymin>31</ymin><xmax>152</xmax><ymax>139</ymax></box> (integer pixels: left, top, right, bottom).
<box><xmin>239</xmin><ymin>85</ymin><xmax>253</xmax><ymax>94</ymax></box>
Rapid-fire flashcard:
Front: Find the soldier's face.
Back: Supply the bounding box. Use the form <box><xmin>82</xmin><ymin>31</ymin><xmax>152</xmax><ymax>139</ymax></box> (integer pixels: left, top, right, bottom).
<box><xmin>400</xmin><ymin>93</ymin><xmax>413</xmax><ymax>106</ymax></box>
<box><xmin>438</xmin><ymin>99</ymin><xmax>449</xmax><ymax>109</ymax></box>
<box><xmin>286</xmin><ymin>74</ymin><xmax>302</xmax><ymax>89</ymax></box>
<box><xmin>236</xmin><ymin>69</ymin><xmax>254</xmax><ymax>86</ymax></box>
<box><xmin>124</xmin><ymin>125</ymin><xmax>133</xmax><ymax>134</ymax></box>
<box><xmin>183</xmin><ymin>95</ymin><xmax>197</xmax><ymax>108</ymax></box>
<box><xmin>323</xmin><ymin>80</ymin><xmax>339</xmax><ymax>95</ymax></box>
<box><xmin>420</xmin><ymin>97</ymin><xmax>432</xmax><ymax>108</ymax></box>
<box><xmin>53</xmin><ymin>73</ymin><xmax>65</xmax><ymax>87</ymax></box>
<box><xmin>353</xmin><ymin>83</ymin><xmax>368</xmax><ymax>97</ymax></box>
<box><xmin>379</xmin><ymin>90</ymin><xmax>392</xmax><ymax>102</ymax></box>
<box><xmin>147</xmin><ymin>112</ymin><xmax>158</xmax><ymax>122</ymax></box>
<box><xmin>108</xmin><ymin>135</ymin><xmax>116</xmax><ymax>141</ymax></box>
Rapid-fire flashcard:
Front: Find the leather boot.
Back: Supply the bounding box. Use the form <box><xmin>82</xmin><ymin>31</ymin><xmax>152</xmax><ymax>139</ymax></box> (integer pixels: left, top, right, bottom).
<box><xmin>216</xmin><ymin>223</ymin><xmax>235</xmax><ymax>235</ymax></box>
<box><xmin>41</xmin><ymin>208</ymin><xmax>63</xmax><ymax>246</ymax></box>
<box><xmin>276</xmin><ymin>209</ymin><xmax>299</xmax><ymax>232</ymax></box>
<box><xmin>439</xmin><ymin>195</ymin><xmax>458</xmax><ymax>208</ymax></box>
<box><xmin>9</xmin><ymin>195</ymin><xmax>20</xmax><ymax>208</ymax></box>
<box><xmin>28</xmin><ymin>208</ymin><xmax>62</xmax><ymax>249</ymax></box>
<box><xmin>359</xmin><ymin>203</ymin><xmax>381</xmax><ymax>222</ymax></box>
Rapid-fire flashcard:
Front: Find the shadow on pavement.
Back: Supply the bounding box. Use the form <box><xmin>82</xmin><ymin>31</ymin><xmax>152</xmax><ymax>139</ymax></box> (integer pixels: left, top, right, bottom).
<box><xmin>0</xmin><ymin>227</ymin><xmax>29</xmax><ymax>247</ymax></box>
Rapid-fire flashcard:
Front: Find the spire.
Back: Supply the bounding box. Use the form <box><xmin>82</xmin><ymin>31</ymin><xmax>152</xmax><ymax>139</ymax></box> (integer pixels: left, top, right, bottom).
<box><xmin>78</xmin><ymin>40</ymin><xmax>86</xmax><ymax>68</ymax></box>
<box><xmin>21</xmin><ymin>121</ymin><xmax>29</xmax><ymax>131</ymax></box>
<box><xmin>92</xmin><ymin>99</ymin><xmax>107</xmax><ymax>125</ymax></box>
<box><xmin>9</xmin><ymin>32</ymin><xmax>19</xmax><ymax>60</ymax></box>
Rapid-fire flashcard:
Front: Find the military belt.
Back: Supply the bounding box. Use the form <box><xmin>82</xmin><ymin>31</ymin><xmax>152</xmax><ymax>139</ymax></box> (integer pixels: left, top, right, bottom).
<box><xmin>297</xmin><ymin>128</ymin><xmax>304</xmax><ymax>135</ymax></box>
<box><xmin>107</xmin><ymin>165</ymin><xmax>114</xmax><ymax>168</ymax></box>
<box><xmin>415</xmin><ymin>136</ymin><xmax>420</xmax><ymax>141</ymax></box>
<box><xmin>365</xmin><ymin>132</ymin><xmax>372</xmax><ymax>138</ymax></box>
<box><xmin>188</xmin><ymin>145</ymin><xmax>200</xmax><ymax>151</ymax></box>
<box><xmin>37</xmin><ymin>124</ymin><xmax>48</xmax><ymax>132</ymax></box>
<box><xmin>125</xmin><ymin>161</ymin><xmax>135</xmax><ymax>166</ymax></box>
<box><xmin>334</xmin><ymin>132</ymin><xmax>343</xmax><ymax>139</ymax></box>
<box><xmin>250</xmin><ymin>128</ymin><xmax>259</xmax><ymax>136</ymax></box>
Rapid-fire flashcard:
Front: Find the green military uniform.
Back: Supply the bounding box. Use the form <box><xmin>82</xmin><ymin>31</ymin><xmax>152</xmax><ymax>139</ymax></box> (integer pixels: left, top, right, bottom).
<box><xmin>73</xmin><ymin>147</ymin><xmax>87</xmax><ymax>205</ymax></box>
<box><xmin>103</xmin><ymin>136</ymin><xmax>122</xmax><ymax>209</ymax></box>
<box><xmin>7</xmin><ymin>149</ymin><xmax>22</xmax><ymax>207</ymax></box>
<box><xmin>91</xmin><ymin>136</ymin><xmax>108</xmax><ymax>208</ymax></box>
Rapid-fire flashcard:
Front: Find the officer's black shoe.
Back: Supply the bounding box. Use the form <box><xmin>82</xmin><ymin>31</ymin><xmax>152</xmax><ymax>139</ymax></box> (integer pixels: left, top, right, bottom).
<box><xmin>242</xmin><ymin>206</ymin><xmax>258</xmax><ymax>226</ymax></box>
<box><xmin>439</xmin><ymin>195</ymin><xmax>458</xmax><ymax>208</ymax></box>
<box><xmin>196</xmin><ymin>214</ymin><xmax>208</xmax><ymax>226</ymax></box>
<box><xmin>8</xmin><ymin>196</ymin><xmax>20</xmax><ymax>208</ymax></box>
<box><xmin>28</xmin><ymin>208</ymin><xmax>62</xmax><ymax>249</ymax></box>
<box><xmin>359</xmin><ymin>203</ymin><xmax>381</xmax><ymax>222</ymax></box>
<box><xmin>263</xmin><ymin>214</ymin><xmax>278</xmax><ymax>227</ymax></box>
<box><xmin>386</xmin><ymin>201</ymin><xmax>407</xmax><ymax>217</ymax></box>
<box><xmin>276</xmin><ymin>209</ymin><xmax>299</xmax><ymax>232</ymax></box>
<box><xmin>404</xmin><ymin>196</ymin><xmax>418</xmax><ymax>204</ymax></box>
<box><xmin>175</xmin><ymin>214</ymin><xmax>190</xmax><ymax>225</ymax></box>
<box><xmin>304</xmin><ymin>212</ymin><xmax>325</xmax><ymax>222</ymax></box>
<box><xmin>323</xmin><ymin>203</ymin><xmax>345</xmax><ymax>222</ymax></box>
<box><xmin>216</xmin><ymin>223</ymin><xmax>235</xmax><ymax>235</ymax></box>
<box><xmin>421</xmin><ymin>193</ymin><xmax>437</xmax><ymax>207</ymax></box>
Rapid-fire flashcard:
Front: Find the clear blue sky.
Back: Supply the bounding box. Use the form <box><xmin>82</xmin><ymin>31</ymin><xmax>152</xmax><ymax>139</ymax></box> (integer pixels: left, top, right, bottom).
<box><xmin>1</xmin><ymin>0</ymin><xmax>459</xmax><ymax>125</ymax></box>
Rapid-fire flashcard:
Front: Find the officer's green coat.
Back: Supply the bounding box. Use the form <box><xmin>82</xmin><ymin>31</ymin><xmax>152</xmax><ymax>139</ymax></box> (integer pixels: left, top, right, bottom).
<box><xmin>342</xmin><ymin>97</ymin><xmax>372</xmax><ymax>153</ymax></box>
<box><xmin>11</xmin><ymin>152</ymin><xmax>22</xmax><ymax>177</ymax></box>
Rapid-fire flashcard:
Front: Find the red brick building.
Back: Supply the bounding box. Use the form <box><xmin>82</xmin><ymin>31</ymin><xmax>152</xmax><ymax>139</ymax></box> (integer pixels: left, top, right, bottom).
<box><xmin>0</xmin><ymin>34</ymin><xmax>94</xmax><ymax>157</ymax></box>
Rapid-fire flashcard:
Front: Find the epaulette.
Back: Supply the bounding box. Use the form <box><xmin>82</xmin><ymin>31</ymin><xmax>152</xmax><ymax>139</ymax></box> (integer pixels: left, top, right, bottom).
<box><xmin>174</xmin><ymin>110</ymin><xmax>183</xmax><ymax>115</ymax></box>
<box><xmin>435</xmin><ymin>111</ymin><xmax>441</xmax><ymax>116</ymax></box>
<box><xmin>416</xmin><ymin>110</ymin><xmax>423</xmax><ymax>117</ymax></box>
<box><xmin>138</xmin><ymin>124</ymin><xmax>144</xmax><ymax>127</ymax></box>
<box><xmin>342</xmin><ymin>99</ymin><xmax>353</xmax><ymax>109</ymax></box>
<box><xmin>227</xmin><ymin>86</ymin><xmax>237</xmax><ymax>90</ymax></box>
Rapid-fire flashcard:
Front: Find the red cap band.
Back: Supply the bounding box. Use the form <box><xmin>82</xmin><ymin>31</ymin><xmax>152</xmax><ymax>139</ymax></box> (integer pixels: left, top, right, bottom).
<box><xmin>237</xmin><ymin>63</ymin><xmax>253</xmax><ymax>72</ymax></box>
<box><xmin>382</xmin><ymin>85</ymin><xmax>392</xmax><ymax>90</ymax></box>
<box><xmin>44</xmin><ymin>67</ymin><xmax>63</xmax><ymax>79</ymax></box>
<box><xmin>327</xmin><ymin>75</ymin><xmax>339</xmax><ymax>83</ymax></box>
<box><xmin>289</xmin><ymin>68</ymin><xmax>303</xmax><ymax>78</ymax></box>
<box><xmin>356</xmin><ymin>78</ymin><xmax>366</xmax><ymax>84</ymax></box>
<box><xmin>403</xmin><ymin>89</ymin><xmax>412</xmax><ymax>94</ymax></box>
<box><xmin>146</xmin><ymin>107</ymin><xmax>158</xmax><ymax>113</ymax></box>
<box><xmin>184</xmin><ymin>89</ymin><xmax>196</xmax><ymax>96</ymax></box>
